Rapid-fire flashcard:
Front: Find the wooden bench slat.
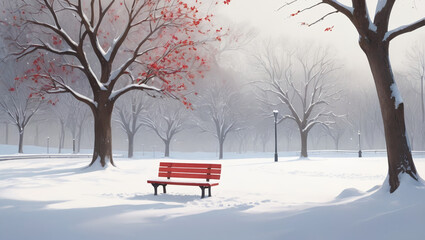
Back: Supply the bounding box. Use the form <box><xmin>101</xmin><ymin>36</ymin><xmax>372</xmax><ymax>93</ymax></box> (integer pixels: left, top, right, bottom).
<box><xmin>158</xmin><ymin>172</ymin><xmax>221</xmax><ymax>180</ymax></box>
<box><xmin>147</xmin><ymin>180</ymin><xmax>219</xmax><ymax>187</ymax></box>
<box><xmin>159</xmin><ymin>167</ymin><xmax>221</xmax><ymax>174</ymax></box>
<box><xmin>159</xmin><ymin>162</ymin><xmax>221</xmax><ymax>169</ymax></box>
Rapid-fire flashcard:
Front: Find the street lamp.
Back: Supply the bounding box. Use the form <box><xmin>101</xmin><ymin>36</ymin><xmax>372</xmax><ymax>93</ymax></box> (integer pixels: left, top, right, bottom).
<box><xmin>273</xmin><ymin>110</ymin><xmax>279</xmax><ymax>162</ymax></box>
<box><xmin>72</xmin><ymin>139</ymin><xmax>76</xmax><ymax>154</ymax></box>
<box><xmin>358</xmin><ymin>130</ymin><xmax>362</xmax><ymax>158</ymax></box>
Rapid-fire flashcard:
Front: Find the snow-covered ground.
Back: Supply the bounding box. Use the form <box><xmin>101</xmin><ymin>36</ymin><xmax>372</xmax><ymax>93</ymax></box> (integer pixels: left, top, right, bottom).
<box><xmin>1</xmin><ymin>146</ymin><xmax>425</xmax><ymax>239</ymax></box>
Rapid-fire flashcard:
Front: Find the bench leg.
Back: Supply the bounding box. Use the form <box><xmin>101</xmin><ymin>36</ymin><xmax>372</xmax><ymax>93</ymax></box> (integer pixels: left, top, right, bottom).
<box><xmin>152</xmin><ymin>183</ymin><xmax>159</xmax><ymax>195</ymax></box>
<box><xmin>162</xmin><ymin>184</ymin><xmax>167</xmax><ymax>194</ymax></box>
<box><xmin>208</xmin><ymin>187</ymin><xmax>212</xmax><ymax>197</ymax></box>
<box><xmin>200</xmin><ymin>186</ymin><xmax>206</xmax><ymax>198</ymax></box>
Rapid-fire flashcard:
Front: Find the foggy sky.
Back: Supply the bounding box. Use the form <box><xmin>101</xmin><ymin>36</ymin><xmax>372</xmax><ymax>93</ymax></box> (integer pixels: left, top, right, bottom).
<box><xmin>217</xmin><ymin>0</ymin><xmax>425</xmax><ymax>78</ymax></box>
<box><xmin>2</xmin><ymin>0</ymin><xmax>425</xmax><ymax>155</ymax></box>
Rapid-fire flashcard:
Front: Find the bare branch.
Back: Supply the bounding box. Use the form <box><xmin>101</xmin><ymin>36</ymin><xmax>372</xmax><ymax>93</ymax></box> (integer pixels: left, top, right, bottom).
<box><xmin>307</xmin><ymin>10</ymin><xmax>339</xmax><ymax>27</ymax></box>
<box><xmin>277</xmin><ymin>0</ymin><xmax>298</xmax><ymax>11</ymax></box>
<box><xmin>385</xmin><ymin>17</ymin><xmax>425</xmax><ymax>42</ymax></box>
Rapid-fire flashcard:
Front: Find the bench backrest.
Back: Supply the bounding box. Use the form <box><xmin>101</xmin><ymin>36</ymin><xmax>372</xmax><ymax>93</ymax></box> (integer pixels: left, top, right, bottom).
<box><xmin>158</xmin><ymin>162</ymin><xmax>221</xmax><ymax>182</ymax></box>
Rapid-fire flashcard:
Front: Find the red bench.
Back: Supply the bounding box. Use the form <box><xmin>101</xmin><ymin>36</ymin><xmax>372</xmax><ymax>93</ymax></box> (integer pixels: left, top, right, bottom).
<box><xmin>147</xmin><ymin>162</ymin><xmax>222</xmax><ymax>198</ymax></box>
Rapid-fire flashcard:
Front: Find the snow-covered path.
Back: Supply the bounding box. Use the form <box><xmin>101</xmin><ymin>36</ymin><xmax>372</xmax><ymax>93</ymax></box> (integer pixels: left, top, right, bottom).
<box><xmin>1</xmin><ymin>153</ymin><xmax>425</xmax><ymax>239</ymax></box>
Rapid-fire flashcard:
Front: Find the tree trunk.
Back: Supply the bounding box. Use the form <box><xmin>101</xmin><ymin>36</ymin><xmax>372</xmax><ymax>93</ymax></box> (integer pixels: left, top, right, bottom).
<box><xmin>361</xmin><ymin>41</ymin><xmax>418</xmax><ymax>192</ymax></box>
<box><xmin>70</xmin><ymin>130</ymin><xmax>76</xmax><ymax>154</ymax></box>
<box><xmin>77</xmin><ymin>122</ymin><xmax>84</xmax><ymax>153</ymax></box>
<box><xmin>219</xmin><ymin>139</ymin><xmax>224</xmax><ymax>160</ymax></box>
<box><xmin>18</xmin><ymin>127</ymin><xmax>24</xmax><ymax>153</ymax></box>
<box><xmin>127</xmin><ymin>133</ymin><xmax>134</xmax><ymax>158</ymax></box>
<box><xmin>300</xmin><ymin>131</ymin><xmax>308</xmax><ymax>158</ymax></box>
<box><xmin>164</xmin><ymin>140</ymin><xmax>170</xmax><ymax>157</ymax></box>
<box><xmin>89</xmin><ymin>102</ymin><xmax>115</xmax><ymax>167</ymax></box>
<box><xmin>58</xmin><ymin>121</ymin><xmax>65</xmax><ymax>154</ymax></box>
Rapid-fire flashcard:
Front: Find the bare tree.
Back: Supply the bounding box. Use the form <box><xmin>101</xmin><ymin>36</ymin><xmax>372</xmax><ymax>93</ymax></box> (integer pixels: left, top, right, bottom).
<box><xmin>194</xmin><ymin>70</ymin><xmax>245</xmax><ymax>159</ymax></box>
<box><xmin>397</xmin><ymin>72</ymin><xmax>423</xmax><ymax>151</ymax></box>
<box><xmin>407</xmin><ymin>43</ymin><xmax>425</xmax><ymax>122</ymax></box>
<box><xmin>66</xmin><ymin>101</ymin><xmax>90</xmax><ymax>153</ymax></box>
<box><xmin>357</xmin><ymin>89</ymin><xmax>384</xmax><ymax>150</ymax></box>
<box><xmin>406</xmin><ymin>44</ymin><xmax>425</xmax><ymax>149</ymax></box>
<box><xmin>141</xmin><ymin>99</ymin><xmax>186</xmax><ymax>158</ymax></box>
<box><xmin>343</xmin><ymin>86</ymin><xmax>385</xmax><ymax>150</ymax></box>
<box><xmin>252</xmin><ymin>91</ymin><xmax>276</xmax><ymax>152</ymax></box>
<box><xmin>0</xmin><ymin>75</ymin><xmax>42</xmax><ymax>153</ymax></box>
<box><xmin>253</xmin><ymin>119</ymin><xmax>273</xmax><ymax>152</ymax></box>
<box><xmin>0</xmin><ymin>1</ymin><xmax>44</xmax><ymax>152</ymax></box>
<box><xmin>235</xmin><ymin>129</ymin><xmax>251</xmax><ymax>154</ymax></box>
<box><xmin>1</xmin><ymin>122</ymin><xmax>10</xmax><ymax>145</ymax></box>
<box><xmin>48</xmin><ymin>92</ymin><xmax>89</xmax><ymax>153</ymax></box>
<box><xmin>323</xmin><ymin>117</ymin><xmax>349</xmax><ymax>151</ymax></box>
<box><xmin>255</xmin><ymin>45</ymin><xmax>340</xmax><ymax>157</ymax></box>
<box><xmin>405</xmin><ymin>101</ymin><xmax>421</xmax><ymax>151</ymax></box>
<box><xmin>50</xmin><ymin>99</ymin><xmax>69</xmax><ymax>153</ymax></box>
<box><xmin>114</xmin><ymin>92</ymin><xmax>147</xmax><ymax>158</ymax></box>
<box><xmin>286</xmin><ymin>0</ymin><xmax>425</xmax><ymax>192</ymax></box>
<box><xmin>6</xmin><ymin>0</ymin><xmax>223</xmax><ymax>167</ymax></box>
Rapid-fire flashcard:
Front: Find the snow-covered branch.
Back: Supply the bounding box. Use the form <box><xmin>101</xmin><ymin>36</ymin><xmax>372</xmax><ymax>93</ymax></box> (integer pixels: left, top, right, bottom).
<box><xmin>385</xmin><ymin>17</ymin><xmax>425</xmax><ymax>42</ymax></box>
<box><xmin>322</xmin><ymin>0</ymin><xmax>354</xmax><ymax>16</ymax></box>
<box><xmin>110</xmin><ymin>83</ymin><xmax>161</xmax><ymax>102</ymax></box>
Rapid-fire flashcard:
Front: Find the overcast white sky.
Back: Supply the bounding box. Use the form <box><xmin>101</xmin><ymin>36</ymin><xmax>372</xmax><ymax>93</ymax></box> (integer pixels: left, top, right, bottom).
<box><xmin>216</xmin><ymin>0</ymin><xmax>425</xmax><ymax>81</ymax></box>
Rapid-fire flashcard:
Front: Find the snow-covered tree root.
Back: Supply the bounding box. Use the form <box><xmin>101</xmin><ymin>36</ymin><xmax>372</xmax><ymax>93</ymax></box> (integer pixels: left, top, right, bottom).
<box><xmin>378</xmin><ymin>173</ymin><xmax>425</xmax><ymax>195</ymax></box>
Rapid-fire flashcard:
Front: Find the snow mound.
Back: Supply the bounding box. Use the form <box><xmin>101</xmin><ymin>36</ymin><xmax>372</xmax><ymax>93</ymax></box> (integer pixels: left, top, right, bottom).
<box><xmin>81</xmin><ymin>157</ymin><xmax>118</xmax><ymax>172</ymax></box>
<box><xmin>335</xmin><ymin>188</ymin><xmax>364</xmax><ymax>199</ymax></box>
<box><xmin>373</xmin><ymin>173</ymin><xmax>425</xmax><ymax>198</ymax></box>
<box><xmin>366</xmin><ymin>185</ymin><xmax>381</xmax><ymax>192</ymax></box>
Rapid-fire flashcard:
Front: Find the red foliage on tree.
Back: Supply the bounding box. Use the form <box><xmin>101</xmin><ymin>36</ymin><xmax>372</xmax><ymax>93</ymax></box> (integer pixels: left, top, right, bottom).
<box><xmin>6</xmin><ymin>0</ymin><xmax>228</xmax><ymax>167</ymax></box>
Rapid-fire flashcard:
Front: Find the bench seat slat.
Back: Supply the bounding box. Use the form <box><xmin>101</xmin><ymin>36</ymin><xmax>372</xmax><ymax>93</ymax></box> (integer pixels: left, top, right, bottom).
<box><xmin>159</xmin><ymin>167</ymin><xmax>221</xmax><ymax>174</ymax></box>
<box><xmin>147</xmin><ymin>179</ymin><xmax>219</xmax><ymax>187</ymax></box>
<box><xmin>158</xmin><ymin>172</ymin><xmax>220</xmax><ymax>180</ymax></box>
<box><xmin>160</xmin><ymin>162</ymin><xmax>221</xmax><ymax>169</ymax></box>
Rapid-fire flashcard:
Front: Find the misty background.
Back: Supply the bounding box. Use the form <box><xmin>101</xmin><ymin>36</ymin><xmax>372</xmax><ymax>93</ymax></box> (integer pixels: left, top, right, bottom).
<box><xmin>1</xmin><ymin>0</ymin><xmax>425</xmax><ymax>156</ymax></box>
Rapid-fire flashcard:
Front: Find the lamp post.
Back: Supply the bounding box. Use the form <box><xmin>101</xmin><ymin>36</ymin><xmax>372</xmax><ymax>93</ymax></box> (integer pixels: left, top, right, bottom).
<box><xmin>72</xmin><ymin>139</ymin><xmax>76</xmax><ymax>154</ymax></box>
<box><xmin>273</xmin><ymin>110</ymin><xmax>279</xmax><ymax>162</ymax></box>
<box><xmin>358</xmin><ymin>130</ymin><xmax>362</xmax><ymax>158</ymax></box>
